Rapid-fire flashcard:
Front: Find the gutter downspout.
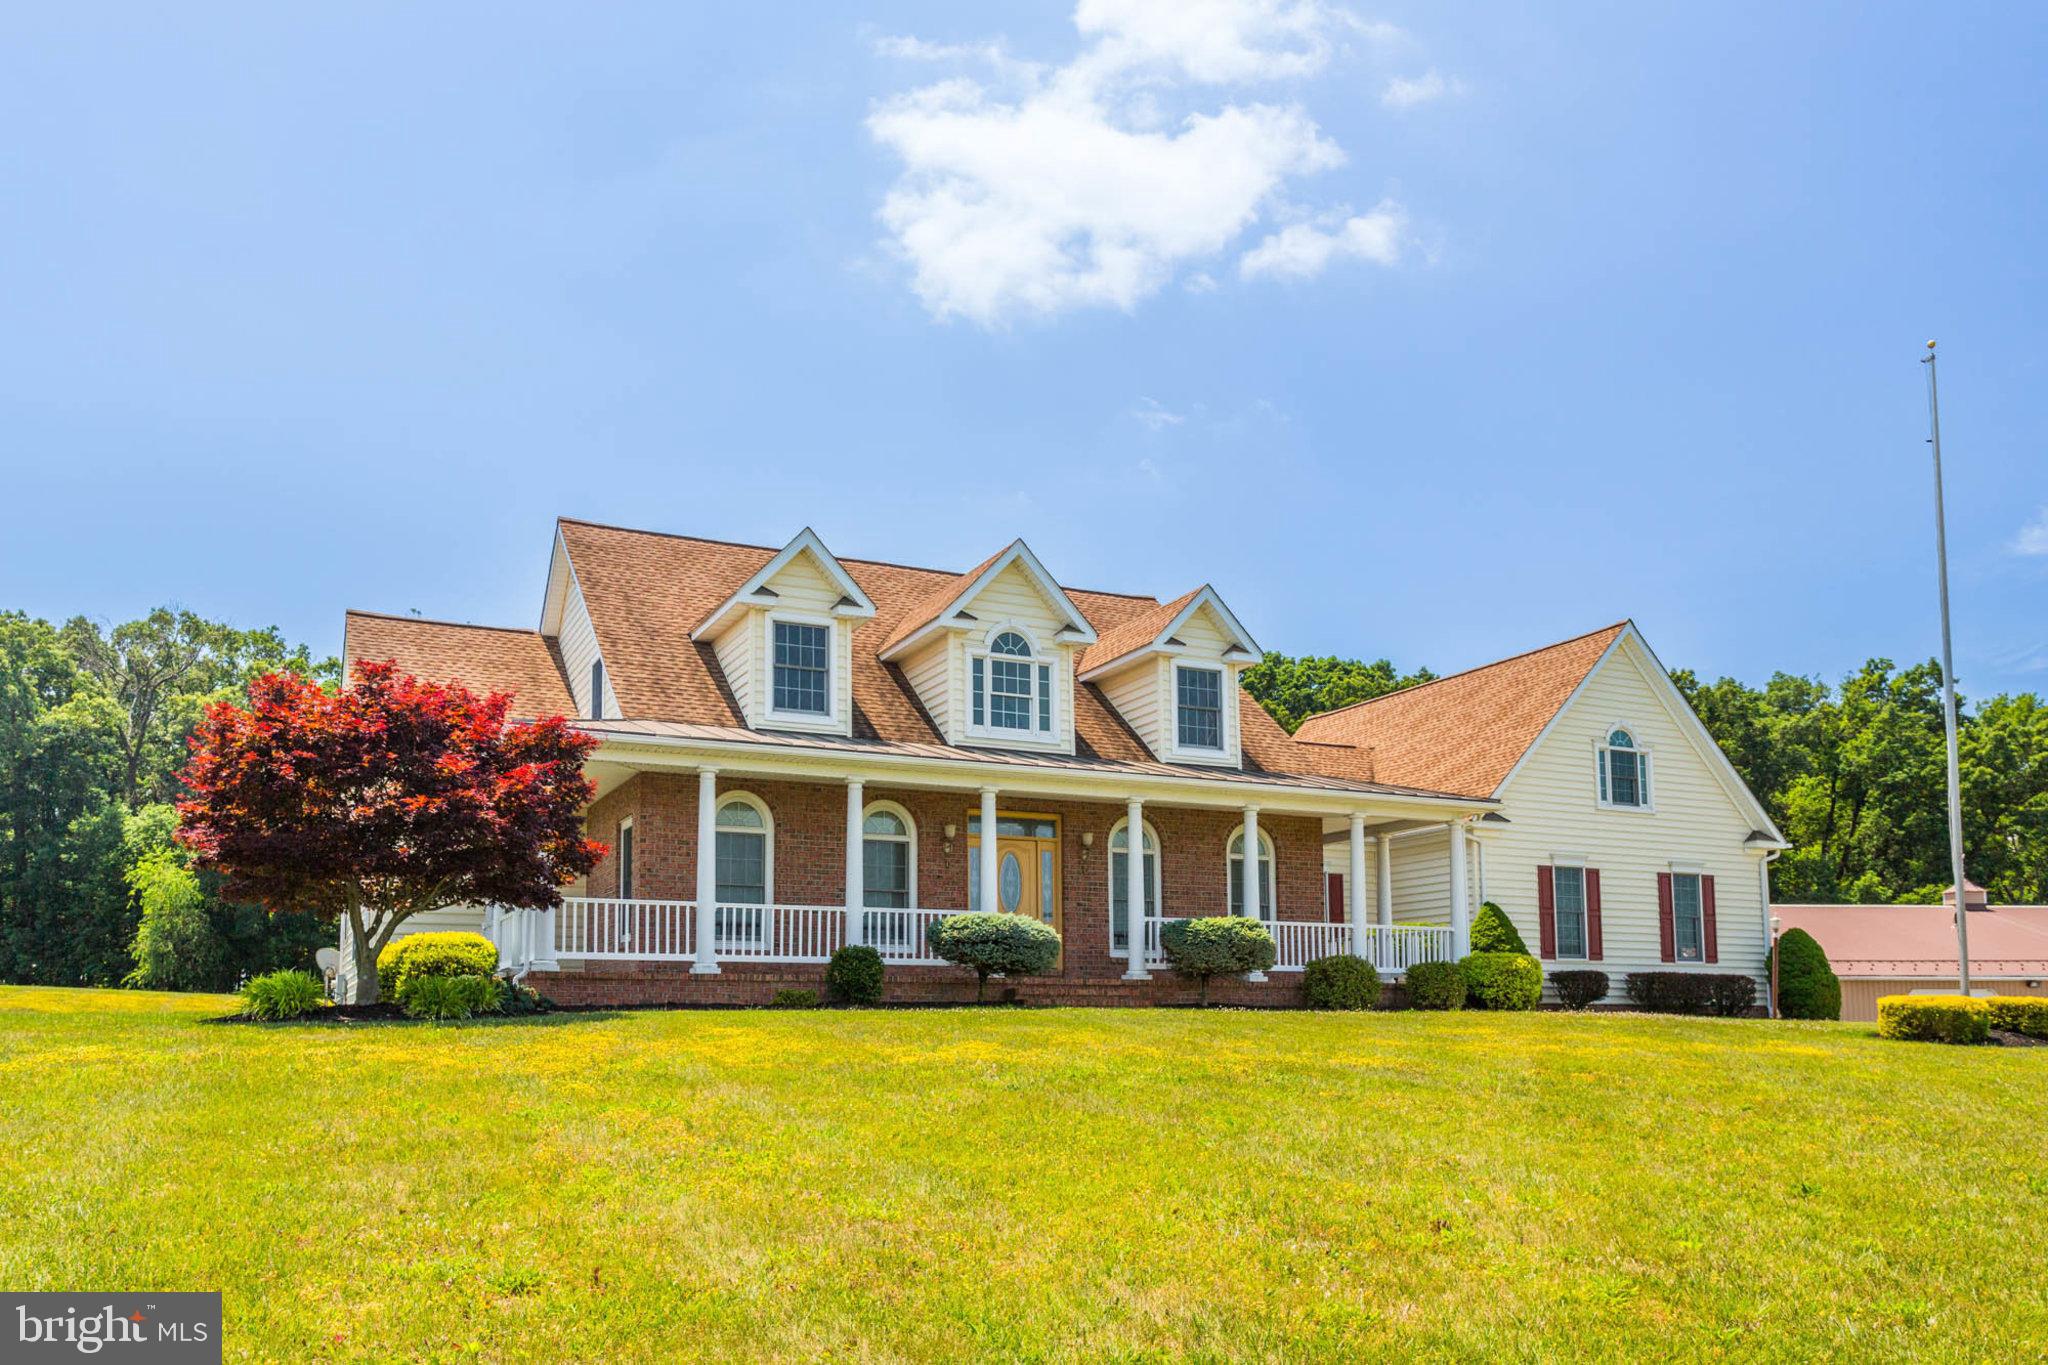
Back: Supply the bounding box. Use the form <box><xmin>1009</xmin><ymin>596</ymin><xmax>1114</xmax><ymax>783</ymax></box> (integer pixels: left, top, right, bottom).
<box><xmin>1759</xmin><ymin>850</ymin><xmax>1781</xmax><ymax>1017</ymax></box>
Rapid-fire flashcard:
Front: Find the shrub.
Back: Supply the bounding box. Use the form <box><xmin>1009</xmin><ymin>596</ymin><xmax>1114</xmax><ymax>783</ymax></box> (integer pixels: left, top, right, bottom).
<box><xmin>1159</xmin><ymin>916</ymin><xmax>1277</xmax><ymax>1005</ymax></box>
<box><xmin>927</xmin><ymin>912</ymin><xmax>1061</xmax><ymax>1003</ymax></box>
<box><xmin>123</xmin><ymin>849</ymin><xmax>226</xmax><ymax>992</ymax></box>
<box><xmin>1622</xmin><ymin>970</ymin><xmax>1753</xmax><ymax>1015</ymax></box>
<box><xmin>1551</xmin><ymin>969</ymin><xmax>1610</xmax><ymax>1011</ymax></box>
<box><xmin>1773</xmin><ymin>928</ymin><xmax>1841</xmax><ymax>1020</ymax></box>
<box><xmin>398</xmin><ymin>972</ymin><xmax>503</xmax><ymax>1021</ymax></box>
<box><xmin>1404</xmin><ymin>960</ymin><xmax>1466</xmax><ymax>1011</ymax></box>
<box><xmin>377</xmin><ymin>932</ymin><xmax>498</xmax><ymax>996</ymax></box>
<box><xmin>241</xmin><ymin>969</ymin><xmax>325</xmax><ymax>1021</ymax></box>
<box><xmin>494</xmin><ymin>976</ymin><xmax>549</xmax><ymax>1015</ymax></box>
<box><xmin>1877</xmin><ymin>994</ymin><xmax>1990</xmax><ymax>1044</ymax></box>
<box><xmin>1704</xmin><ymin>975</ymin><xmax>1758</xmax><ymax>1017</ymax></box>
<box><xmin>1469</xmin><ymin>902</ymin><xmax>1529</xmax><ymax>955</ymax></box>
<box><xmin>769</xmin><ymin>988</ymin><xmax>821</xmax><ymax>1009</ymax></box>
<box><xmin>1461</xmin><ymin>952</ymin><xmax>1542</xmax><ymax>1011</ymax></box>
<box><xmin>1301</xmin><ymin>954</ymin><xmax>1379</xmax><ymax>1010</ymax></box>
<box><xmin>825</xmin><ymin>945</ymin><xmax>885</xmax><ymax>1006</ymax></box>
<box><xmin>1986</xmin><ymin>996</ymin><xmax>2048</xmax><ymax>1038</ymax></box>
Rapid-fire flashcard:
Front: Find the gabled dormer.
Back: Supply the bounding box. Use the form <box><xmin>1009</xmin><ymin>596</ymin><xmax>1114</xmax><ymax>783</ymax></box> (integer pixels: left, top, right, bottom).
<box><xmin>878</xmin><ymin>540</ymin><xmax>1098</xmax><ymax>754</ymax></box>
<box><xmin>690</xmin><ymin>528</ymin><xmax>876</xmax><ymax>735</ymax></box>
<box><xmin>1078</xmin><ymin>586</ymin><xmax>1260</xmax><ymax>767</ymax></box>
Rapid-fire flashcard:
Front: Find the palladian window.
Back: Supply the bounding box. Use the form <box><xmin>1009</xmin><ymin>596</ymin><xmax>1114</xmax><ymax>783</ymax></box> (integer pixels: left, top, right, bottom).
<box><xmin>969</xmin><ymin>630</ymin><xmax>1055</xmax><ymax>739</ymax></box>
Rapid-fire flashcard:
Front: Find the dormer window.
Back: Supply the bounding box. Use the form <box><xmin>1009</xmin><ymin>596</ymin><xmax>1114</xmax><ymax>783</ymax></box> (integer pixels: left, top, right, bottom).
<box><xmin>1598</xmin><ymin>728</ymin><xmax>1651</xmax><ymax>809</ymax></box>
<box><xmin>589</xmin><ymin>661</ymin><xmax>605</xmax><ymax>721</ymax></box>
<box><xmin>970</xmin><ymin>630</ymin><xmax>1054</xmax><ymax>739</ymax></box>
<box><xmin>1175</xmin><ymin>666</ymin><xmax>1223</xmax><ymax>750</ymax></box>
<box><xmin>771</xmin><ymin>620</ymin><xmax>831</xmax><ymax>716</ymax></box>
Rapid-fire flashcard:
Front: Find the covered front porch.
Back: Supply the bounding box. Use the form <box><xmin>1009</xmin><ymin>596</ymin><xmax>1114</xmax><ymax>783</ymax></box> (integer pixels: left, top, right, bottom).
<box><xmin>481</xmin><ymin>735</ymin><xmax>1489</xmax><ymax>1005</ymax></box>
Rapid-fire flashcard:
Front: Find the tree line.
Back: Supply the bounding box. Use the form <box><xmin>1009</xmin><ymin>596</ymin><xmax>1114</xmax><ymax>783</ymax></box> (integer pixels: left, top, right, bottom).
<box><xmin>2</xmin><ymin>612</ymin><xmax>2041</xmax><ymax>991</ymax></box>
<box><xmin>1242</xmin><ymin>651</ymin><xmax>2046</xmax><ymax>907</ymax></box>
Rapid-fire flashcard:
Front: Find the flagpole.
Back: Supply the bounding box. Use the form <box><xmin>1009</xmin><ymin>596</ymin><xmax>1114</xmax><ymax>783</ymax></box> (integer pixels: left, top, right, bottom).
<box><xmin>1921</xmin><ymin>339</ymin><xmax>1971</xmax><ymax>995</ymax></box>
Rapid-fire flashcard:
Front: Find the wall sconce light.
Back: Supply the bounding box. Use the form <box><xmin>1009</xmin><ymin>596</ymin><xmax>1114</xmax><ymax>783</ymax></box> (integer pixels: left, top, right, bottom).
<box><xmin>1080</xmin><ymin>831</ymin><xmax>1095</xmax><ymax>848</ymax></box>
<box><xmin>944</xmin><ymin>823</ymin><xmax>958</xmax><ymax>841</ymax></box>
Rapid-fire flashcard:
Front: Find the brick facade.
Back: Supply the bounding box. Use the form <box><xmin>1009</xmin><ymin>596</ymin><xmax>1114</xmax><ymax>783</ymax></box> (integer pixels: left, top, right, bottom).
<box><xmin>558</xmin><ymin>771</ymin><xmax>1327</xmax><ymax>1006</ymax></box>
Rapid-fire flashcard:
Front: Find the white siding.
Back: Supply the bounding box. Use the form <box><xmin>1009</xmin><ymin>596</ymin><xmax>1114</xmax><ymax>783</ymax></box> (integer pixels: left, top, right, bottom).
<box><xmin>1485</xmin><ymin>635</ymin><xmax>1771</xmax><ymax>992</ymax></box>
<box><xmin>555</xmin><ymin>574</ymin><xmax>615</xmax><ymax>719</ymax></box>
<box><xmin>1099</xmin><ymin>657</ymin><xmax>1166</xmax><ymax>757</ymax></box>
<box><xmin>1389</xmin><ymin>829</ymin><xmax>1457</xmax><ymax>925</ymax></box>
<box><xmin>711</xmin><ymin>611</ymin><xmax>757</xmax><ymax>722</ymax></box>
<box><xmin>945</xmin><ymin>559</ymin><xmax>1078</xmax><ymax>753</ymax></box>
<box><xmin>902</xmin><ymin>636</ymin><xmax>951</xmax><ymax>736</ymax></box>
<box><xmin>1163</xmin><ymin>604</ymin><xmax>1243</xmax><ymax>766</ymax></box>
<box><xmin>707</xmin><ymin>549</ymin><xmax>862</xmax><ymax>735</ymax></box>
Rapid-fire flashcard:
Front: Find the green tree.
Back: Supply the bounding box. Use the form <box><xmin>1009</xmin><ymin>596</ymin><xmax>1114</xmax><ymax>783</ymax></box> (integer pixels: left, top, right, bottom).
<box><xmin>1241</xmin><ymin>652</ymin><xmax>1436</xmax><ymax>733</ymax></box>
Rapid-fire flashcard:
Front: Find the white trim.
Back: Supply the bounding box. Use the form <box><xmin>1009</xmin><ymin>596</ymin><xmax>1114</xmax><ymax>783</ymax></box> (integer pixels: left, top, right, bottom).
<box><xmin>1078</xmin><ymin>584</ymin><xmax>1262</xmax><ymax>682</ymax></box>
<box><xmin>1669</xmin><ymin>868</ymin><xmax>1706</xmax><ymax>963</ymax></box>
<box><xmin>860</xmin><ymin>799</ymin><xmax>918</xmax><ymax>910</ymax></box>
<box><xmin>1594</xmin><ymin>721</ymin><xmax>1655</xmax><ymax>813</ymax></box>
<box><xmin>760</xmin><ymin>608</ymin><xmax>844</xmax><ymax>731</ymax></box>
<box><xmin>713</xmin><ymin>790</ymin><xmax>775</xmax><ymax>908</ymax></box>
<box><xmin>1167</xmin><ymin>661</ymin><xmax>1231</xmax><ymax>762</ymax></box>
<box><xmin>616</xmin><ymin>816</ymin><xmax>635</xmax><ymax>900</ymax></box>
<box><xmin>692</xmin><ymin>527</ymin><xmax>875</xmax><ymax>640</ymax></box>
<box><xmin>1226</xmin><ymin>826</ymin><xmax>1277</xmax><ymax>920</ymax></box>
<box><xmin>878</xmin><ymin>539</ymin><xmax>1098</xmax><ymax>661</ymax></box>
<box><xmin>964</xmin><ymin>622</ymin><xmax>1060</xmax><ymax>745</ymax></box>
<box><xmin>1107</xmin><ymin>816</ymin><xmax>1162</xmax><ymax>959</ymax></box>
<box><xmin>1549</xmin><ymin>860</ymin><xmax>1591</xmax><ymax>961</ymax></box>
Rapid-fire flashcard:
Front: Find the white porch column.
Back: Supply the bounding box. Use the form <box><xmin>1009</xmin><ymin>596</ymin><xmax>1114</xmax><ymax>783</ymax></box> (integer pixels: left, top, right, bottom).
<box><xmin>844</xmin><ymin>777</ymin><xmax>865</xmax><ymax>949</ymax></box>
<box><xmin>1448</xmin><ymin>819</ymin><xmax>1471</xmax><ymax>958</ymax></box>
<box><xmin>1376</xmin><ymin>833</ymin><xmax>1394</xmax><ymax>928</ymax></box>
<box><xmin>692</xmin><ymin>767</ymin><xmax>721</xmax><ymax>974</ymax></box>
<box><xmin>1239</xmin><ymin>806</ymin><xmax>1261</xmax><ymax>921</ymax></box>
<box><xmin>1123</xmin><ymin>797</ymin><xmax>1150</xmax><ymax>980</ymax></box>
<box><xmin>1347</xmin><ymin>815</ymin><xmax>1368</xmax><ymax>954</ymax></box>
<box><xmin>978</xmin><ymin>787</ymin><xmax>1000</xmax><ymax>916</ymax></box>
<box><xmin>532</xmin><ymin>904</ymin><xmax>558</xmax><ymax>971</ymax></box>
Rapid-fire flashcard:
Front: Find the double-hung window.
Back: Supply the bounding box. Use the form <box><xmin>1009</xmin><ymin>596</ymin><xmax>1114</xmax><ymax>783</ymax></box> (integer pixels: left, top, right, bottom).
<box><xmin>969</xmin><ymin>631</ymin><xmax>1055</xmax><ymax>739</ymax></box>
<box><xmin>771</xmin><ymin>621</ymin><xmax>830</xmax><ymax>717</ymax></box>
<box><xmin>1109</xmin><ymin>821</ymin><xmax>1159</xmax><ymax>955</ymax></box>
<box><xmin>1598</xmin><ymin>728</ymin><xmax>1650</xmax><ymax>808</ymax></box>
<box><xmin>1671</xmin><ymin>871</ymin><xmax>1704</xmax><ymax>962</ymax></box>
<box><xmin>1176</xmin><ymin>666</ymin><xmax>1224</xmax><ymax>751</ymax></box>
<box><xmin>1553</xmin><ymin>864</ymin><xmax>1587</xmax><ymax>959</ymax></box>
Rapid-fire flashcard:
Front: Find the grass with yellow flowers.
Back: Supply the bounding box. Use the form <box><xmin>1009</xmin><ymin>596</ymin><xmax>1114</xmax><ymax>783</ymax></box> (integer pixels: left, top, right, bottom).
<box><xmin>1</xmin><ymin>985</ymin><xmax>2041</xmax><ymax>1362</ymax></box>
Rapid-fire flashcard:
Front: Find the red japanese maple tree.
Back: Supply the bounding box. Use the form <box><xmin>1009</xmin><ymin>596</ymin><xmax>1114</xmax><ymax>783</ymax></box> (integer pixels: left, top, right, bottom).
<box><xmin>178</xmin><ymin>661</ymin><xmax>605</xmax><ymax>1003</ymax></box>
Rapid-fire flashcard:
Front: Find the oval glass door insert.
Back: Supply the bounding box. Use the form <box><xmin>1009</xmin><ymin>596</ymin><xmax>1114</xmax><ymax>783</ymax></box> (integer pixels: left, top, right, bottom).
<box><xmin>999</xmin><ymin>852</ymin><xmax>1024</xmax><ymax>912</ymax></box>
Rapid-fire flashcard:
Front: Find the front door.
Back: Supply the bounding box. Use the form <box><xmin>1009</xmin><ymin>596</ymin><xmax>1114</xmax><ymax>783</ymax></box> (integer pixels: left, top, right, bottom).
<box><xmin>967</xmin><ymin>812</ymin><xmax>1063</xmax><ymax>956</ymax></box>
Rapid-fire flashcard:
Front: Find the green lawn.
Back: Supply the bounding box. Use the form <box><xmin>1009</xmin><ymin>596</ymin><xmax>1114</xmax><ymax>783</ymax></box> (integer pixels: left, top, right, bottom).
<box><xmin>1</xmin><ymin>988</ymin><xmax>2041</xmax><ymax>1362</ymax></box>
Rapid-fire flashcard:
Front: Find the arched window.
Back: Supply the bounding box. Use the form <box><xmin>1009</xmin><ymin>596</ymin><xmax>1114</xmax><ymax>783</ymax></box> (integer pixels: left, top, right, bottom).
<box><xmin>714</xmin><ymin>793</ymin><xmax>772</xmax><ymax>945</ymax></box>
<box><xmin>1108</xmin><ymin>818</ymin><xmax>1160</xmax><ymax>956</ymax></box>
<box><xmin>861</xmin><ymin>802</ymin><xmax>916</xmax><ymax>909</ymax></box>
<box><xmin>1597</xmin><ymin>727</ymin><xmax>1651</xmax><ymax>809</ymax></box>
<box><xmin>1227</xmin><ymin>828</ymin><xmax>1276</xmax><ymax>921</ymax></box>
<box><xmin>969</xmin><ymin>626</ymin><xmax>1055</xmax><ymax>738</ymax></box>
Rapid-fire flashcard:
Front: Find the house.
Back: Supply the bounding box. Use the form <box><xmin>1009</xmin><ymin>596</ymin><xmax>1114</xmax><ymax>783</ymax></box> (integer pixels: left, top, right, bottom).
<box><xmin>1773</xmin><ymin>884</ymin><xmax>2048</xmax><ymax>1022</ymax></box>
<box><xmin>335</xmin><ymin>519</ymin><xmax>1785</xmax><ymax>1006</ymax></box>
<box><xmin>1294</xmin><ymin>622</ymin><xmax>1789</xmax><ymax>1002</ymax></box>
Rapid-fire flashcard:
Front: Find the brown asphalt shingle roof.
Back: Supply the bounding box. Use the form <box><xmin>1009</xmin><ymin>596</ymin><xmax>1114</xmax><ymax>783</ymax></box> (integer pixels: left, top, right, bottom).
<box><xmin>1292</xmin><ymin>623</ymin><xmax>1628</xmax><ymax>798</ymax></box>
<box><xmin>1076</xmin><ymin>587</ymin><xmax>1203</xmax><ymax>676</ymax></box>
<box><xmin>345</xmin><ymin>518</ymin><xmax>1414</xmax><ymax>790</ymax></box>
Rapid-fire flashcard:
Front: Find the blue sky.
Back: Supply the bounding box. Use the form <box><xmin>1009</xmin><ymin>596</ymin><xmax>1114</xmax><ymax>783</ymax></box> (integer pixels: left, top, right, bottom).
<box><xmin>3</xmin><ymin>3</ymin><xmax>2044</xmax><ymax>699</ymax></box>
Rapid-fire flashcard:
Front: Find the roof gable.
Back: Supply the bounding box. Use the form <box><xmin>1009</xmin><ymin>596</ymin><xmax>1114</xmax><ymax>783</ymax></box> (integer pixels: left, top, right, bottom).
<box><xmin>1079</xmin><ymin>584</ymin><xmax>1259</xmax><ymax>678</ymax></box>
<box><xmin>877</xmin><ymin>539</ymin><xmax>1098</xmax><ymax>660</ymax></box>
<box><xmin>691</xmin><ymin>527</ymin><xmax>875</xmax><ymax>639</ymax></box>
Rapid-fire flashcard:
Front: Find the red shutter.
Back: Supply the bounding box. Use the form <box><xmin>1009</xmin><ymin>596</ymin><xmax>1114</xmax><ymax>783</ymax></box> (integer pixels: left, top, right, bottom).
<box><xmin>1702</xmin><ymin>874</ymin><xmax>1718</xmax><ymax>963</ymax></box>
<box><xmin>1536</xmin><ymin>866</ymin><xmax>1556</xmax><ymax>959</ymax></box>
<box><xmin>1326</xmin><ymin>873</ymin><xmax>1345</xmax><ymax>924</ymax></box>
<box><xmin>1656</xmin><ymin>872</ymin><xmax>1676</xmax><ymax>962</ymax></box>
<box><xmin>1586</xmin><ymin>868</ymin><xmax>1603</xmax><ymax>961</ymax></box>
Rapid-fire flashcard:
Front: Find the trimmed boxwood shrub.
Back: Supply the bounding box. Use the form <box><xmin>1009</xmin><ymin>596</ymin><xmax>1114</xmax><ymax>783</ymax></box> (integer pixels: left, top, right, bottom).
<box><xmin>769</xmin><ymin>988</ymin><xmax>821</xmax><ymax>1009</ymax></box>
<box><xmin>1773</xmin><ymin>928</ymin><xmax>1841</xmax><ymax>1020</ymax></box>
<box><xmin>1160</xmin><ymin>916</ymin><xmax>1277</xmax><ymax>1005</ymax></box>
<box><xmin>1986</xmin><ymin>996</ymin><xmax>2048</xmax><ymax>1038</ymax></box>
<box><xmin>825</xmin><ymin>944</ymin><xmax>884</xmax><ymax>1006</ymax></box>
<box><xmin>1460</xmin><ymin>952</ymin><xmax>1542</xmax><ymax>1011</ymax></box>
<box><xmin>1626</xmin><ymin>972</ymin><xmax>1751</xmax><ymax>1016</ymax></box>
<box><xmin>1301</xmin><ymin>954</ymin><xmax>1379</xmax><ymax>1010</ymax></box>
<box><xmin>1469</xmin><ymin>902</ymin><xmax>1529</xmax><ymax>955</ymax></box>
<box><xmin>1404</xmin><ymin>960</ymin><xmax>1466</xmax><ymax>1011</ymax></box>
<box><xmin>1704</xmin><ymin>975</ymin><xmax>1758</xmax><ymax>1017</ymax></box>
<box><xmin>928</xmin><ymin>912</ymin><xmax>1061</xmax><ymax>1003</ymax></box>
<box><xmin>241</xmin><ymin>969</ymin><xmax>326</xmax><ymax>1021</ymax></box>
<box><xmin>1877</xmin><ymin>994</ymin><xmax>1990</xmax><ymax>1044</ymax></box>
<box><xmin>398</xmin><ymin>972</ymin><xmax>503</xmax><ymax>1021</ymax></box>
<box><xmin>1552</xmin><ymin>969</ymin><xmax>1610</xmax><ymax>1011</ymax></box>
<box><xmin>377</xmin><ymin>931</ymin><xmax>498</xmax><ymax>996</ymax></box>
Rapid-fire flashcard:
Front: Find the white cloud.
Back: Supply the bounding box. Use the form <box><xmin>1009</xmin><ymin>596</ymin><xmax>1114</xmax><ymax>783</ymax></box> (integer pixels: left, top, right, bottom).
<box><xmin>1380</xmin><ymin>68</ymin><xmax>1463</xmax><ymax>109</ymax></box>
<box><xmin>867</xmin><ymin>1</ymin><xmax>1413</xmax><ymax>325</ymax></box>
<box><xmin>2015</xmin><ymin>507</ymin><xmax>2048</xmax><ymax>556</ymax></box>
<box><xmin>1130</xmin><ymin>396</ymin><xmax>1186</xmax><ymax>431</ymax></box>
<box><xmin>1239</xmin><ymin>201</ymin><xmax>1405</xmax><ymax>279</ymax></box>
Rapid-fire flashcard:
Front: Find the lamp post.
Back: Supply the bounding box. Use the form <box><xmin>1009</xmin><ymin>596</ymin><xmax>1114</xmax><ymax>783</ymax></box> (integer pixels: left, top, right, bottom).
<box><xmin>1921</xmin><ymin>340</ymin><xmax>1971</xmax><ymax>996</ymax></box>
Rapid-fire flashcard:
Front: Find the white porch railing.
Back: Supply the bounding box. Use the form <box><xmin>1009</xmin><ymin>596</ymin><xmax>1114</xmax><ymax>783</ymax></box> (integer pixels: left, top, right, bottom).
<box><xmin>1138</xmin><ymin>918</ymin><xmax>1456</xmax><ymax>975</ymax></box>
<box><xmin>555</xmin><ymin>898</ymin><xmax>695</xmax><ymax>959</ymax></box>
